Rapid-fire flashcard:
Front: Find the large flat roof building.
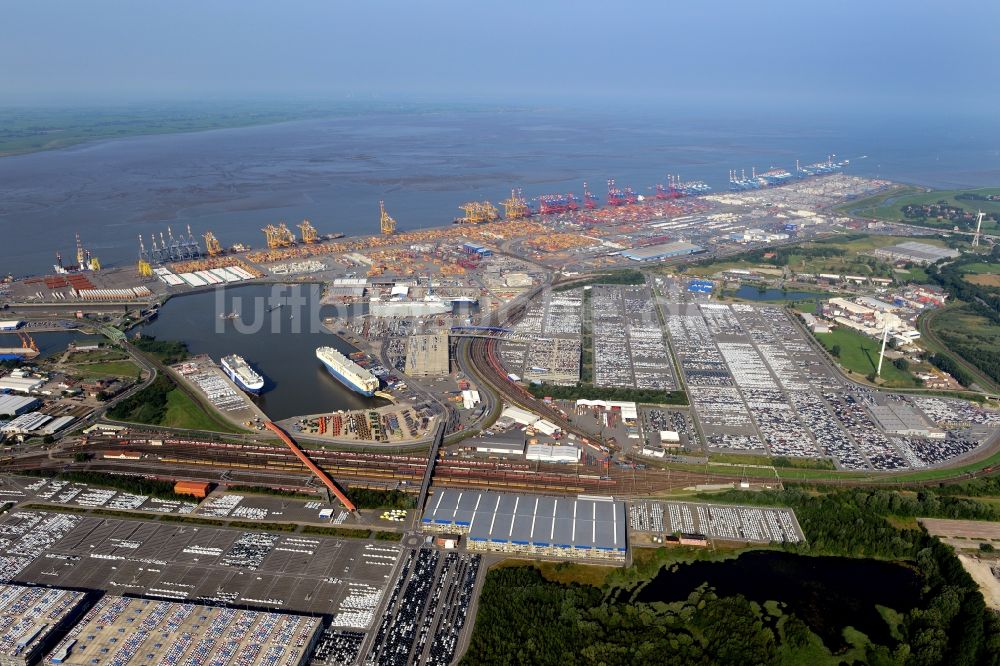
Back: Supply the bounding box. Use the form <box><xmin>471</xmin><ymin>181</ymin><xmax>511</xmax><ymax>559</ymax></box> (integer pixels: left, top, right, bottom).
<box><xmin>0</xmin><ymin>376</ymin><xmax>44</xmax><ymax>394</ymax></box>
<box><xmin>622</xmin><ymin>241</ymin><xmax>703</xmax><ymax>262</ymax></box>
<box><xmin>422</xmin><ymin>489</ymin><xmax>627</xmax><ymax>560</ymax></box>
<box><xmin>0</xmin><ymin>413</ymin><xmax>52</xmax><ymax>436</ymax></box>
<box><xmin>405</xmin><ymin>333</ymin><xmax>450</xmax><ymax>376</ymax></box>
<box><xmin>0</xmin><ymin>584</ymin><xmax>87</xmax><ymax>666</ymax></box>
<box><xmin>874</xmin><ymin>241</ymin><xmax>960</xmax><ymax>266</ymax></box>
<box><xmin>0</xmin><ymin>396</ymin><xmax>41</xmax><ymax>417</ymax></box>
<box><xmin>46</xmin><ymin>596</ymin><xmax>321</xmax><ymax>666</ymax></box>
<box><xmin>472</xmin><ymin>433</ymin><xmax>526</xmax><ymax>455</ymax></box>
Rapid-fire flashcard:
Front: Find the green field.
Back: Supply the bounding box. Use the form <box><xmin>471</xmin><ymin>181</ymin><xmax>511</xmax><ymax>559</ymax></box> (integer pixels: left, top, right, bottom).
<box><xmin>814</xmin><ymin>327</ymin><xmax>919</xmax><ymax>387</ymax></box>
<box><xmin>161</xmin><ymin>388</ymin><xmax>242</xmax><ymax>432</ymax></box>
<box><xmin>106</xmin><ymin>374</ymin><xmax>243</xmax><ymax>433</ymax></box>
<box><xmin>837</xmin><ymin>185</ymin><xmax>1000</xmax><ymax>234</ymax></box>
<box><xmin>960</xmin><ymin>262</ymin><xmax>1000</xmax><ymax>275</ymax></box>
<box><xmin>683</xmin><ymin>234</ymin><xmax>947</xmax><ymax>281</ymax></box>
<box><xmin>67</xmin><ymin>360</ymin><xmax>140</xmax><ymax>380</ymax></box>
<box><xmin>69</xmin><ymin>349</ymin><xmax>128</xmax><ymax>363</ymax></box>
<box><xmin>928</xmin><ymin>305</ymin><xmax>1000</xmax><ymax>389</ymax></box>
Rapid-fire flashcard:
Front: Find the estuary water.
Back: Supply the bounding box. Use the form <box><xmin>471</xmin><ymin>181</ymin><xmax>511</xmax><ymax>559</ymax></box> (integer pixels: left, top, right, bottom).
<box><xmin>1</xmin><ymin>105</ymin><xmax>998</xmax><ymax>276</ymax></box>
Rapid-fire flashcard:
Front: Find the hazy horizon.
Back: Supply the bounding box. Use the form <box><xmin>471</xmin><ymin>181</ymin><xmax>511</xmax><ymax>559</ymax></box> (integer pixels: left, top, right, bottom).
<box><xmin>3</xmin><ymin>0</ymin><xmax>997</xmax><ymax>111</ymax></box>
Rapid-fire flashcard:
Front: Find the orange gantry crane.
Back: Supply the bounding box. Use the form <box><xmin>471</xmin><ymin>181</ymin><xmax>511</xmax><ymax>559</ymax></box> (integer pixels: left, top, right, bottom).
<box><xmin>500</xmin><ymin>189</ymin><xmax>530</xmax><ymax>220</ymax></box>
<box><xmin>379</xmin><ymin>200</ymin><xmax>397</xmax><ymax>235</ymax></box>
<box><xmin>16</xmin><ymin>331</ymin><xmax>38</xmax><ymax>353</ymax></box>
<box><xmin>457</xmin><ymin>201</ymin><xmax>499</xmax><ymax>224</ymax></box>
<box><xmin>262</xmin><ymin>222</ymin><xmax>296</xmax><ymax>249</ymax></box>
<box><xmin>203</xmin><ymin>232</ymin><xmax>223</xmax><ymax>257</ymax></box>
<box><xmin>298</xmin><ymin>219</ymin><xmax>319</xmax><ymax>244</ymax></box>
<box><xmin>264</xmin><ymin>421</ymin><xmax>357</xmax><ymax>512</ymax></box>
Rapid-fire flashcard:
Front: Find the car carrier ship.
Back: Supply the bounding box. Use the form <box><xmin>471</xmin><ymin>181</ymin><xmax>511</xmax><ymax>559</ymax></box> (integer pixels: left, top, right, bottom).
<box><xmin>220</xmin><ymin>354</ymin><xmax>265</xmax><ymax>394</ymax></box>
<box><xmin>316</xmin><ymin>346</ymin><xmax>379</xmax><ymax>397</ymax></box>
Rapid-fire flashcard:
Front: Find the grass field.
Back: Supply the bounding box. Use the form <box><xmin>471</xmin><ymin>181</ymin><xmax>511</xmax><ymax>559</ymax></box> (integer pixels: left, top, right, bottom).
<box><xmin>67</xmin><ymin>360</ymin><xmax>140</xmax><ymax>380</ymax></box>
<box><xmin>69</xmin><ymin>349</ymin><xmax>128</xmax><ymax>363</ymax></box>
<box><xmin>928</xmin><ymin>305</ymin><xmax>1000</xmax><ymax>389</ymax></box>
<box><xmin>836</xmin><ymin>185</ymin><xmax>1000</xmax><ymax>233</ymax></box>
<box><xmin>960</xmin><ymin>262</ymin><xmax>1000</xmax><ymax>288</ymax></box>
<box><xmin>960</xmin><ymin>262</ymin><xmax>1000</xmax><ymax>275</ymax></box>
<box><xmin>161</xmin><ymin>388</ymin><xmax>243</xmax><ymax>432</ymax></box>
<box><xmin>814</xmin><ymin>327</ymin><xmax>919</xmax><ymax>387</ymax></box>
<box><xmin>684</xmin><ymin>234</ymin><xmax>945</xmax><ymax>281</ymax></box>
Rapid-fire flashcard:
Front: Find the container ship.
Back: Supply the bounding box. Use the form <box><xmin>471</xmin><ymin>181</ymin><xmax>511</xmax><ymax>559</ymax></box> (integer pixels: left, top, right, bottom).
<box><xmin>221</xmin><ymin>354</ymin><xmax>265</xmax><ymax>394</ymax></box>
<box><xmin>316</xmin><ymin>346</ymin><xmax>379</xmax><ymax>397</ymax></box>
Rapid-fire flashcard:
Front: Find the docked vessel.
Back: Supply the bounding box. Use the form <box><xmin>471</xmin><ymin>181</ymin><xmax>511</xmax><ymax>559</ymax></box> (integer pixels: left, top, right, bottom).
<box><xmin>221</xmin><ymin>354</ymin><xmax>265</xmax><ymax>394</ymax></box>
<box><xmin>316</xmin><ymin>346</ymin><xmax>379</xmax><ymax>397</ymax></box>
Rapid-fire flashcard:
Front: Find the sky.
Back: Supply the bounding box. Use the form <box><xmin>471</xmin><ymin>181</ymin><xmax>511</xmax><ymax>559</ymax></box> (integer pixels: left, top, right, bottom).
<box><xmin>3</xmin><ymin>0</ymin><xmax>998</xmax><ymax>110</ymax></box>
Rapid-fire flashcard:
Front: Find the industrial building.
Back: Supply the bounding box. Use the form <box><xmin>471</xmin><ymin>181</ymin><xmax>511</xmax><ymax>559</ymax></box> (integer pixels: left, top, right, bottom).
<box><xmin>525</xmin><ymin>444</ymin><xmax>581</xmax><ymax>463</ymax></box>
<box><xmin>38</xmin><ymin>416</ymin><xmax>74</xmax><ymax>436</ymax></box>
<box><xmin>0</xmin><ymin>412</ymin><xmax>52</xmax><ymax>436</ymax></box>
<box><xmin>574</xmin><ymin>399</ymin><xmax>639</xmax><ymax>424</ymax></box>
<box><xmin>405</xmin><ymin>333</ymin><xmax>450</xmax><ymax>376</ymax></box>
<box><xmin>46</xmin><ymin>596</ymin><xmax>322</xmax><ymax>666</ymax></box>
<box><xmin>874</xmin><ymin>241</ymin><xmax>960</xmax><ymax>266</ymax></box>
<box><xmin>422</xmin><ymin>489</ymin><xmax>628</xmax><ymax>561</ymax></box>
<box><xmin>687</xmin><ymin>279</ymin><xmax>714</xmax><ymax>294</ymax></box>
<box><xmin>0</xmin><ymin>395</ymin><xmax>41</xmax><ymax>417</ymax></box>
<box><xmin>471</xmin><ymin>434</ymin><xmax>526</xmax><ymax>456</ymax></box>
<box><xmin>0</xmin><ymin>585</ymin><xmax>88</xmax><ymax>666</ymax></box>
<box><xmin>0</xmin><ymin>321</ymin><xmax>23</xmax><ymax>332</ymax></box>
<box><xmin>869</xmin><ymin>401</ymin><xmax>944</xmax><ymax>438</ymax></box>
<box><xmin>0</xmin><ymin>375</ymin><xmax>44</xmax><ymax>394</ymax></box>
<box><xmin>621</xmin><ymin>241</ymin><xmax>703</xmax><ymax>262</ymax></box>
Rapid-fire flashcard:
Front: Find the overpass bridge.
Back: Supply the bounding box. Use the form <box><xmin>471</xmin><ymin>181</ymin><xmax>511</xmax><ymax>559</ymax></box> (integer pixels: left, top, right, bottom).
<box><xmin>264</xmin><ymin>421</ymin><xmax>358</xmax><ymax>513</ymax></box>
<box><xmin>448</xmin><ymin>325</ymin><xmax>535</xmax><ymax>343</ymax></box>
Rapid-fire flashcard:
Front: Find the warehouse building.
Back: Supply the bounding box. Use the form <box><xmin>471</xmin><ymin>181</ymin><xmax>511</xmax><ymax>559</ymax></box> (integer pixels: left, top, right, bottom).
<box><xmin>422</xmin><ymin>489</ymin><xmax>628</xmax><ymax>561</ymax></box>
<box><xmin>621</xmin><ymin>241</ymin><xmax>703</xmax><ymax>262</ymax></box>
<box><xmin>46</xmin><ymin>596</ymin><xmax>321</xmax><ymax>665</ymax></box>
<box><xmin>38</xmin><ymin>416</ymin><xmax>75</xmax><ymax>436</ymax></box>
<box><xmin>0</xmin><ymin>584</ymin><xmax>88</xmax><ymax>666</ymax></box>
<box><xmin>405</xmin><ymin>333</ymin><xmax>450</xmax><ymax>376</ymax></box>
<box><xmin>0</xmin><ymin>412</ymin><xmax>52</xmax><ymax>436</ymax></box>
<box><xmin>0</xmin><ymin>375</ymin><xmax>44</xmax><ymax>394</ymax></box>
<box><xmin>472</xmin><ymin>433</ymin><xmax>526</xmax><ymax>456</ymax></box>
<box><xmin>575</xmin><ymin>399</ymin><xmax>639</xmax><ymax>424</ymax></box>
<box><xmin>869</xmin><ymin>401</ymin><xmax>944</xmax><ymax>438</ymax></box>
<box><xmin>874</xmin><ymin>241</ymin><xmax>960</xmax><ymax>266</ymax></box>
<box><xmin>0</xmin><ymin>395</ymin><xmax>41</xmax><ymax>417</ymax></box>
<box><xmin>525</xmin><ymin>444</ymin><xmax>581</xmax><ymax>463</ymax></box>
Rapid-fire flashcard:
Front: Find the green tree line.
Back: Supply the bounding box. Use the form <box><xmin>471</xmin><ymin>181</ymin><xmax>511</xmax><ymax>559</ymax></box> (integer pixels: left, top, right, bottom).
<box><xmin>527</xmin><ymin>382</ymin><xmax>688</xmax><ymax>405</ymax></box>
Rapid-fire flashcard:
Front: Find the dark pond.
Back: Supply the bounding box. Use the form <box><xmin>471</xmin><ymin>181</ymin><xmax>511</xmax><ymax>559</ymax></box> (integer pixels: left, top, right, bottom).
<box><xmin>631</xmin><ymin>550</ymin><xmax>921</xmax><ymax>651</ymax></box>
<box><xmin>733</xmin><ymin>285</ymin><xmax>826</xmax><ymax>302</ymax></box>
